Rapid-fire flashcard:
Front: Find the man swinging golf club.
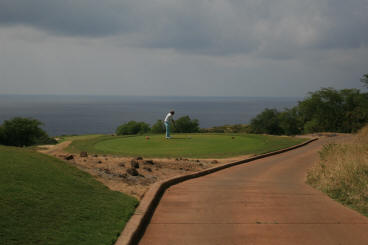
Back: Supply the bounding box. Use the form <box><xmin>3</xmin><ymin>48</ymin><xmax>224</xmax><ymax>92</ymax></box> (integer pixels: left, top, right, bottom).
<box><xmin>164</xmin><ymin>110</ymin><xmax>175</xmax><ymax>139</ymax></box>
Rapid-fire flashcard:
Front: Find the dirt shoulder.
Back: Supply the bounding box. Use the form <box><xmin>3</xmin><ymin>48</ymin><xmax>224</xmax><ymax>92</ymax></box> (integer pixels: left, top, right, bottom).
<box><xmin>38</xmin><ymin>142</ymin><xmax>239</xmax><ymax>200</ymax></box>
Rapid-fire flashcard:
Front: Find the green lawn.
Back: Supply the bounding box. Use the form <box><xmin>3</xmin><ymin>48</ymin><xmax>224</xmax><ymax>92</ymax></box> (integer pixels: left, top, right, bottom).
<box><xmin>66</xmin><ymin>133</ymin><xmax>306</xmax><ymax>158</ymax></box>
<box><xmin>0</xmin><ymin>145</ymin><xmax>138</xmax><ymax>245</ymax></box>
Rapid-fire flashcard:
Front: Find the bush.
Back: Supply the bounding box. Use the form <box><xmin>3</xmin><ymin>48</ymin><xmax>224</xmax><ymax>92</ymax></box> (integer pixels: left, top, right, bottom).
<box><xmin>173</xmin><ymin>116</ymin><xmax>200</xmax><ymax>133</ymax></box>
<box><xmin>115</xmin><ymin>121</ymin><xmax>151</xmax><ymax>135</ymax></box>
<box><xmin>0</xmin><ymin>117</ymin><xmax>51</xmax><ymax>147</ymax></box>
<box><xmin>151</xmin><ymin>120</ymin><xmax>165</xmax><ymax>134</ymax></box>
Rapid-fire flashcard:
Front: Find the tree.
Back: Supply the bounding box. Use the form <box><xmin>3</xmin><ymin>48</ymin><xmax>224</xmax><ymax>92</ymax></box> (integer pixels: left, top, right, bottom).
<box><xmin>250</xmin><ymin>108</ymin><xmax>283</xmax><ymax>135</ymax></box>
<box><xmin>0</xmin><ymin>117</ymin><xmax>51</xmax><ymax>146</ymax></box>
<box><xmin>115</xmin><ymin>121</ymin><xmax>150</xmax><ymax>135</ymax></box>
<box><xmin>173</xmin><ymin>116</ymin><xmax>200</xmax><ymax>133</ymax></box>
<box><xmin>151</xmin><ymin>120</ymin><xmax>165</xmax><ymax>134</ymax></box>
<box><xmin>278</xmin><ymin>108</ymin><xmax>302</xmax><ymax>135</ymax></box>
<box><xmin>361</xmin><ymin>73</ymin><xmax>368</xmax><ymax>88</ymax></box>
<box><xmin>298</xmin><ymin>88</ymin><xmax>344</xmax><ymax>132</ymax></box>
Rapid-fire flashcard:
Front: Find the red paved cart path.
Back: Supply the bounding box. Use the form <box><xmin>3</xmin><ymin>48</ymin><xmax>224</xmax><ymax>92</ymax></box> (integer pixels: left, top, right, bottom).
<box><xmin>139</xmin><ymin>136</ymin><xmax>368</xmax><ymax>245</ymax></box>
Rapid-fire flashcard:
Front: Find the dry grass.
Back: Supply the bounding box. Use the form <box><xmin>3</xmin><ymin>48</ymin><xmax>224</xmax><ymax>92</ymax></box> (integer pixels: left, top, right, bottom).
<box><xmin>307</xmin><ymin>126</ymin><xmax>368</xmax><ymax>216</ymax></box>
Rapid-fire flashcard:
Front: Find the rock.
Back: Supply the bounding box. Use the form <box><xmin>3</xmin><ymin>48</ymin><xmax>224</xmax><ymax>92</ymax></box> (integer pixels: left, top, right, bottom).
<box><xmin>131</xmin><ymin>159</ymin><xmax>140</xmax><ymax>168</ymax></box>
<box><xmin>97</xmin><ymin>160</ymin><xmax>102</xmax><ymax>164</ymax></box>
<box><xmin>119</xmin><ymin>162</ymin><xmax>125</xmax><ymax>167</ymax></box>
<box><xmin>195</xmin><ymin>160</ymin><xmax>200</xmax><ymax>162</ymax></box>
<box><xmin>135</xmin><ymin>156</ymin><xmax>143</xmax><ymax>160</ymax></box>
<box><xmin>93</xmin><ymin>154</ymin><xmax>98</xmax><ymax>157</ymax></box>
<box><xmin>119</xmin><ymin>173</ymin><xmax>127</xmax><ymax>178</ymax></box>
<box><xmin>127</xmin><ymin>168</ymin><xmax>139</xmax><ymax>176</ymax></box>
<box><xmin>80</xmin><ymin>152</ymin><xmax>88</xmax><ymax>157</ymax></box>
<box><xmin>103</xmin><ymin>168</ymin><xmax>112</xmax><ymax>174</ymax></box>
<box><xmin>64</xmin><ymin>155</ymin><xmax>74</xmax><ymax>160</ymax></box>
<box><xmin>143</xmin><ymin>166</ymin><xmax>152</xmax><ymax>172</ymax></box>
<box><xmin>199</xmin><ymin>163</ymin><xmax>204</xmax><ymax>167</ymax></box>
<box><xmin>211</xmin><ymin>160</ymin><xmax>218</xmax><ymax>164</ymax></box>
<box><xmin>144</xmin><ymin>160</ymin><xmax>154</xmax><ymax>165</ymax></box>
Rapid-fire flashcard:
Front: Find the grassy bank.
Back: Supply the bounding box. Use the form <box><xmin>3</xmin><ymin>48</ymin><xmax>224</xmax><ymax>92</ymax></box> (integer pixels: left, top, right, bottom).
<box><xmin>307</xmin><ymin>126</ymin><xmax>368</xmax><ymax>216</ymax></box>
<box><xmin>0</xmin><ymin>146</ymin><xmax>138</xmax><ymax>245</ymax></box>
<box><xmin>66</xmin><ymin>133</ymin><xmax>306</xmax><ymax>158</ymax></box>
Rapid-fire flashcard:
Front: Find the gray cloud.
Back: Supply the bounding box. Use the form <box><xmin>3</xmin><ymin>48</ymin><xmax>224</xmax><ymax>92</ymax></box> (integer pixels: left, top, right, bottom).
<box><xmin>0</xmin><ymin>0</ymin><xmax>367</xmax><ymax>98</ymax></box>
<box><xmin>0</xmin><ymin>0</ymin><xmax>367</xmax><ymax>57</ymax></box>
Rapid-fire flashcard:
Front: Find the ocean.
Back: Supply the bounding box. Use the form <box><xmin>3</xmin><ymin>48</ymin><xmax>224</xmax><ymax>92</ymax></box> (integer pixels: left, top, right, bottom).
<box><xmin>0</xmin><ymin>95</ymin><xmax>300</xmax><ymax>136</ymax></box>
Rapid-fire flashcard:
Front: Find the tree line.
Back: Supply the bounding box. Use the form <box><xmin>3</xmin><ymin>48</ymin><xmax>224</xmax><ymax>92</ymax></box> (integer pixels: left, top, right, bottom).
<box><xmin>115</xmin><ymin>116</ymin><xmax>200</xmax><ymax>135</ymax></box>
<box><xmin>249</xmin><ymin>87</ymin><xmax>368</xmax><ymax>135</ymax></box>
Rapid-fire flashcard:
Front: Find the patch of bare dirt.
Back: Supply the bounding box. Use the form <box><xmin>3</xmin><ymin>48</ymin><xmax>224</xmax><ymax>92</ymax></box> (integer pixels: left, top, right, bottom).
<box><xmin>38</xmin><ymin>143</ymin><xmax>239</xmax><ymax>200</ymax></box>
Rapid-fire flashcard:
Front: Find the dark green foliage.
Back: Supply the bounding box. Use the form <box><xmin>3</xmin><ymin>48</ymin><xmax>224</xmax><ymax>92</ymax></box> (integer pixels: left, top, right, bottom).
<box><xmin>0</xmin><ymin>117</ymin><xmax>52</xmax><ymax>147</ymax></box>
<box><xmin>299</xmin><ymin>88</ymin><xmax>368</xmax><ymax>133</ymax></box>
<box><xmin>172</xmin><ymin>116</ymin><xmax>200</xmax><ymax>133</ymax></box>
<box><xmin>250</xmin><ymin>87</ymin><xmax>368</xmax><ymax>135</ymax></box>
<box><xmin>278</xmin><ymin>108</ymin><xmax>302</xmax><ymax>135</ymax></box>
<box><xmin>0</xmin><ymin>126</ymin><xmax>4</xmax><ymax>144</ymax></box>
<box><xmin>115</xmin><ymin>121</ymin><xmax>151</xmax><ymax>135</ymax></box>
<box><xmin>250</xmin><ymin>109</ymin><xmax>284</xmax><ymax>135</ymax></box>
<box><xmin>151</xmin><ymin>120</ymin><xmax>165</xmax><ymax>134</ymax></box>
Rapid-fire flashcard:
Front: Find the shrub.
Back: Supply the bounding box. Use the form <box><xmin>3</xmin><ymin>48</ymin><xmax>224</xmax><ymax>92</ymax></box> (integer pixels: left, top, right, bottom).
<box><xmin>151</xmin><ymin>120</ymin><xmax>165</xmax><ymax>134</ymax></box>
<box><xmin>115</xmin><ymin>121</ymin><xmax>151</xmax><ymax>135</ymax></box>
<box><xmin>0</xmin><ymin>117</ymin><xmax>52</xmax><ymax>147</ymax></box>
<box><xmin>173</xmin><ymin>116</ymin><xmax>200</xmax><ymax>133</ymax></box>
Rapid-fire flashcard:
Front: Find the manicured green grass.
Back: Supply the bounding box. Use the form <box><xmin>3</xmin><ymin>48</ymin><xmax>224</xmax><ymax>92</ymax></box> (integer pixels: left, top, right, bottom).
<box><xmin>66</xmin><ymin>134</ymin><xmax>306</xmax><ymax>158</ymax></box>
<box><xmin>0</xmin><ymin>146</ymin><xmax>138</xmax><ymax>245</ymax></box>
<box><xmin>57</xmin><ymin>134</ymin><xmax>103</xmax><ymax>143</ymax></box>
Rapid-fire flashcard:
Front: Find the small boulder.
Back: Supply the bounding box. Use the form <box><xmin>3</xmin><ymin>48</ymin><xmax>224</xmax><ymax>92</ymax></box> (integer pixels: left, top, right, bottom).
<box><xmin>131</xmin><ymin>159</ymin><xmax>140</xmax><ymax>168</ymax></box>
<box><xmin>144</xmin><ymin>160</ymin><xmax>154</xmax><ymax>165</ymax></box>
<box><xmin>119</xmin><ymin>173</ymin><xmax>127</xmax><ymax>178</ymax></box>
<box><xmin>135</xmin><ymin>156</ymin><xmax>143</xmax><ymax>160</ymax></box>
<box><xmin>211</xmin><ymin>160</ymin><xmax>218</xmax><ymax>164</ymax></box>
<box><xmin>119</xmin><ymin>162</ymin><xmax>125</xmax><ymax>167</ymax></box>
<box><xmin>127</xmin><ymin>168</ymin><xmax>139</xmax><ymax>176</ymax></box>
<box><xmin>143</xmin><ymin>166</ymin><xmax>152</xmax><ymax>172</ymax></box>
<box><xmin>93</xmin><ymin>154</ymin><xmax>98</xmax><ymax>157</ymax></box>
<box><xmin>64</xmin><ymin>155</ymin><xmax>74</xmax><ymax>160</ymax></box>
<box><xmin>80</xmin><ymin>152</ymin><xmax>88</xmax><ymax>157</ymax></box>
<box><xmin>97</xmin><ymin>160</ymin><xmax>102</xmax><ymax>164</ymax></box>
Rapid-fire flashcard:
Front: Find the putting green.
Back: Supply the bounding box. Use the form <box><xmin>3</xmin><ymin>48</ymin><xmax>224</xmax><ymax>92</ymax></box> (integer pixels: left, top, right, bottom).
<box><xmin>67</xmin><ymin>134</ymin><xmax>306</xmax><ymax>158</ymax></box>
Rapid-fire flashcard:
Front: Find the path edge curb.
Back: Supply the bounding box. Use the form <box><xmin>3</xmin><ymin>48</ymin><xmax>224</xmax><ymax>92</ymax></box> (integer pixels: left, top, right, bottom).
<box><xmin>115</xmin><ymin>137</ymin><xmax>318</xmax><ymax>245</ymax></box>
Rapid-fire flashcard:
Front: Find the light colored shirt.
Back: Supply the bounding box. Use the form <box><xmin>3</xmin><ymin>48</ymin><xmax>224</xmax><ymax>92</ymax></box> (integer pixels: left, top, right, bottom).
<box><xmin>164</xmin><ymin>112</ymin><xmax>173</xmax><ymax>123</ymax></box>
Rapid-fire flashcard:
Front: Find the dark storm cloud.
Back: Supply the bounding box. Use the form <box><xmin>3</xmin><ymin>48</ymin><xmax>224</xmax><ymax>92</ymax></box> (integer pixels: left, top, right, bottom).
<box><xmin>0</xmin><ymin>0</ymin><xmax>138</xmax><ymax>36</ymax></box>
<box><xmin>0</xmin><ymin>0</ymin><xmax>367</xmax><ymax>56</ymax></box>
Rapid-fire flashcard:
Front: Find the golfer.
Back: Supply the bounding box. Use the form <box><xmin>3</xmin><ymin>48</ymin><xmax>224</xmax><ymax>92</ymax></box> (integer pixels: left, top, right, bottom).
<box><xmin>164</xmin><ymin>110</ymin><xmax>175</xmax><ymax>139</ymax></box>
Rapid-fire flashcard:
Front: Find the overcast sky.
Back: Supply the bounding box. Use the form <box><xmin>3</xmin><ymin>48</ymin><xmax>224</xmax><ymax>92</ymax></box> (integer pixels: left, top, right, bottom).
<box><xmin>0</xmin><ymin>0</ymin><xmax>367</xmax><ymax>97</ymax></box>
